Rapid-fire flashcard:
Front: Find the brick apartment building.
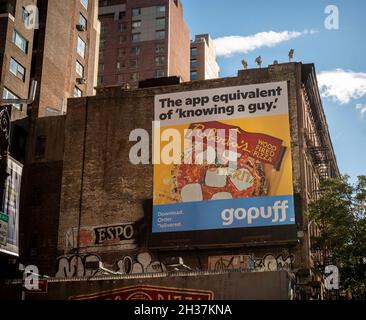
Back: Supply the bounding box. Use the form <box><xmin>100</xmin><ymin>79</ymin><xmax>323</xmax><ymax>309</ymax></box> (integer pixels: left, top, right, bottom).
<box><xmin>0</xmin><ymin>0</ymin><xmax>36</xmax><ymax>119</ymax></box>
<box><xmin>190</xmin><ymin>34</ymin><xmax>219</xmax><ymax>81</ymax></box>
<box><xmin>0</xmin><ymin>0</ymin><xmax>100</xmax><ymax>118</ymax></box>
<box><xmin>98</xmin><ymin>0</ymin><xmax>190</xmax><ymax>87</ymax></box>
<box><xmin>31</xmin><ymin>0</ymin><xmax>100</xmax><ymax>117</ymax></box>
<box><xmin>0</xmin><ymin>0</ymin><xmax>100</xmax><ymax>279</ymax></box>
<box><xmin>1</xmin><ymin>62</ymin><xmax>339</xmax><ymax>300</ymax></box>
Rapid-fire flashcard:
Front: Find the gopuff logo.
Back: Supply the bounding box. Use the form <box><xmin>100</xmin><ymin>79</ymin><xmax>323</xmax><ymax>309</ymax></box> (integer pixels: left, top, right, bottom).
<box><xmin>221</xmin><ymin>200</ymin><xmax>290</xmax><ymax>226</ymax></box>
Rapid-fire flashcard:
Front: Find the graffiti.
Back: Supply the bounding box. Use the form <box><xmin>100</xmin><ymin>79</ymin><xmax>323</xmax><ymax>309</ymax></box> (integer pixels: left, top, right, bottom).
<box><xmin>253</xmin><ymin>253</ymin><xmax>294</xmax><ymax>272</ymax></box>
<box><xmin>208</xmin><ymin>255</ymin><xmax>252</xmax><ymax>271</ymax></box>
<box><xmin>56</xmin><ymin>252</ymin><xmax>166</xmax><ymax>278</ymax></box>
<box><xmin>64</xmin><ymin>222</ymin><xmax>137</xmax><ymax>253</ymax></box>
<box><xmin>116</xmin><ymin>252</ymin><xmax>166</xmax><ymax>274</ymax></box>
<box><xmin>94</xmin><ymin>224</ymin><xmax>135</xmax><ymax>245</ymax></box>
<box><xmin>208</xmin><ymin>253</ymin><xmax>294</xmax><ymax>272</ymax></box>
<box><xmin>56</xmin><ymin>254</ymin><xmax>102</xmax><ymax>278</ymax></box>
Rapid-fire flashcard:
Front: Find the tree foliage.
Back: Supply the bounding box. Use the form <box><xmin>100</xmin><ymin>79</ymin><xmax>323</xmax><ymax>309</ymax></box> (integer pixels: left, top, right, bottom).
<box><xmin>308</xmin><ymin>175</ymin><xmax>366</xmax><ymax>299</ymax></box>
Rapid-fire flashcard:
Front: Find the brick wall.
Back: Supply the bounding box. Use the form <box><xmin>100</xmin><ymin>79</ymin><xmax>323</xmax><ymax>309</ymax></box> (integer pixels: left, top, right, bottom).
<box><xmin>57</xmin><ymin>63</ymin><xmax>310</xmax><ymax>276</ymax></box>
<box><xmin>19</xmin><ymin>115</ymin><xmax>65</xmax><ymax>275</ymax></box>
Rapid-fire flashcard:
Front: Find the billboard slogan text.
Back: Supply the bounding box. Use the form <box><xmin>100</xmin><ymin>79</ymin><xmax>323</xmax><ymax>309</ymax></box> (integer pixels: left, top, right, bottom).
<box><xmin>151</xmin><ymin>82</ymin><xmax>295</xmax><ymax>235</ymax></box>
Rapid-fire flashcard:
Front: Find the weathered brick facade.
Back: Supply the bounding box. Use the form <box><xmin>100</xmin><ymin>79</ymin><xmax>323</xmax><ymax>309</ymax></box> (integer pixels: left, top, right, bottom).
<box><xmin>19</xmin><ymin>115</ymin><xmax>65</xmax><ymax>274</ymax></box>
<box><xmin>16</xmin><ymin>62</ymin><xmax>339</xmax><ymax>299</ymax></box>
<box><xmin>31</xmin><ymin>0</ymin><xmax>100</xmax><ymax>117</ymax></box>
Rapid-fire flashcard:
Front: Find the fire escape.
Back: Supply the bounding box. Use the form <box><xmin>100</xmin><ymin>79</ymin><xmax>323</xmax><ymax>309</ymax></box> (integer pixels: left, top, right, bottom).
<box><xmin>304</xmin><ymin>130</ymin><xmax>330</xmax><ymax>183</ymax></box>
<box><xmin>302</xmin><ymin>78</ymin><xmax>335</xmax><ymax>186</ymax></box>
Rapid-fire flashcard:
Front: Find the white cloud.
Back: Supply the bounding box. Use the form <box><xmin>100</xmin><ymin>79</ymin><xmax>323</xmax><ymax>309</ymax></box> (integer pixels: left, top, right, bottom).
<box><xmin>356</xmin><ymin>104</ymin><xmax>366</xmax><ymax>116</ymax></box>
<box><xmin>317</xmin><ymin>69</ymin><xmax>366</xmax><ymax>104</ymax></box>
<box><xmin>213</xmin><ymin>29</ymin><xmax>315</xmax><ymax>57</ymax></box>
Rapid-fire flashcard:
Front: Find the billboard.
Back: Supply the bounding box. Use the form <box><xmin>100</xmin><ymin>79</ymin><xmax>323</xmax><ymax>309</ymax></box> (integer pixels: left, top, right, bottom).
<box><xmin>0</xmin><ymin>157</ymin><xmax>22</xmax><ymax>256</ymax></box>
<box><xmin>151</xmin><ymin>81</ymin><xmax>296</xmax><ymax>247</ymax></box>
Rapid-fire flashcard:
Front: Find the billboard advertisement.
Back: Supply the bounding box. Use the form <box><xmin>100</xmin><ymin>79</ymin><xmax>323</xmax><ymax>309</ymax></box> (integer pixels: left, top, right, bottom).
<box><xmin>151</xmin><ymin>81</ymin><xmax>296</xmax><ymax>247</ymax></box>
<box><xmin>0</xmin><ymin>157</ymin><xmax>22</xmax><ymax>256</ymax></box>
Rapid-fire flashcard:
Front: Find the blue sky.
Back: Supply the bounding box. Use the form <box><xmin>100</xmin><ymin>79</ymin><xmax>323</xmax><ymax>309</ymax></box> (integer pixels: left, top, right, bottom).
<box><xmin>182</xmin><ymin>0</ymin><xmax>366</xmax><ymax>183</ymax></box>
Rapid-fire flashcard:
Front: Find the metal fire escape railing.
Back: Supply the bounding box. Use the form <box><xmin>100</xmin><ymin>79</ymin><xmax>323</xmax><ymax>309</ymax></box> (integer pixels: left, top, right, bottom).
<box><xmin>302</xmin><ymin>69</ymin><xmax>340</xmax><ymax>180</ymax></box>
<box><xmin>304</xmin><ymin>130</ymin><xmax>330</xmax><ymax>183</ymax></box>
<box><xmin>302</xmin><ymin>81</ymin><xmax>333</xmax><ymax>185</ymax></box>
<box><xmin>302</xmin><ymin>68</ymin><xmax>340</xmax><ymax>276</ymax></box>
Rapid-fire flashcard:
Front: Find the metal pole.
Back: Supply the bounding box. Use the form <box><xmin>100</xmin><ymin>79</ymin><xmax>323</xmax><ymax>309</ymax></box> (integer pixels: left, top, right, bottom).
<box><xmin>0</xmin><ymin>80</ymin><xmax>37</xmax><ymax>106</ymax></box>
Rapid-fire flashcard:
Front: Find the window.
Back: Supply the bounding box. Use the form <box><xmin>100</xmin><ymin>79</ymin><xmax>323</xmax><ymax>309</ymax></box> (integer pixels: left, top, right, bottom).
<box><xmin>100</xmin><ymin>39</ymin><xmax>106</xmax><ymax>49</ymax></box>
<box><xmin>191</xmin><ymin>47</ymin><xmax>197</xmax><ymax>57</ymax></box>
<box><xmin>3</xmin><ymin>88</ymin><xmax>20</xmax><ymax>109</ymax></box>
<box><xmin>30</xmin><ymin>188</ymin><xmax>41</xmax><ymax>207</ymax></box>
<box><xmin>117</xmin><ymin>74</ymin><xmax>124</xmax><ymax>83</ymax></box>
<box><xmin>118</xmin><ymin>23</ymin><xmax>126</xmax><ymax>32</ymax></box>
<box><xmin>130</xmin><ymin>46</ymin><xmax>140</xmax><ymax>55</ymax></box>
<box><xmin>130</xmin><ymin>72</ymin><xmax>139</xmax><ymax>81</ymax></box>
<box><xmin>97</xmin><ymin>75</ymin><xmax>103</xmax><ymax>85</ymax></box>
<box><xmin>156</xmin><ymin>30</ymin><xmax>165</xmax><ymax>40</ymax></box>
<box><xmin>132</xmin><ymin>8</ymin><xmax>141</xmax><ymax>17</ymax></box>
<box><xmin>130</xmin><ymin>59</ymin><xmax>138</xmax><ymax>68</ymax></box>
<box><xmin>35</xmin><ymin>136</ymin><xmax>47</xmax><ymax>159</ymax></box>
<box><xmin>22</xmin><ymin>7</ymin><xmax>30</xmax><ymax>22</ymax></box>
<box><xmin>100</xmin><ymin>25</ymin><xmax>107</xmax><ymax>36</ymax></box>
<box><xmin>80</xmin><ymin>0</ymin><xmax>88</xmax><ymax>10</ymax></box>
<box><xmin>77</xmin><ymin>36</ymin><xmax>86</xmax><ymax>58</ymax></box>
<box><xmin>156</xmin><ymin>18</ymin><xmax>165</xmax><ymax>29</ymax></box>
<box><xmin>12</xmin><ymin>30</ymin><xmax>28</xmax><ymax>53</ymax></box>
<box><xmin>79</xmin><ymin>13</ymin><xmax>87</xmax><ymax>30</ymax></box>
<box><xmin>117</xmin><ymin>61</ymin><xmax>125</xmax><ymax>69</ymax></box>
<box><xmin>132</xmin><ymin>21</ymin><xmax>141</xmax><ymax>30</ymax></box>
<box><xmin>156</xmin><ymin>5</ymin><xmax>166</xmax><ymax>15</ymax></box>
<box><xmin>118</xmin><ymin>48</ymin><xmax>125</xmax><ymax>57</ymax></box>
<box><xmin>74</xmin><ymin>86</ymin><xmax>82</xmax><ymax>97</ymax></box>
<box><xmin>118</xmin><ymin>12</ymin><xmax>126</xmax><ymax>20</ymax></box>
<box><xmin>155</xmin><ymin>70</ymin><xmax>165</xmax><ymax>78</ymax></box>
<box><xmin>155</xmin><ymin>55</ymin><xmax>165</xmax><ymax>66</ymax></box>
<box><xmin>99</xmin><ymin>63</ymin><xmax>104</xmax><ymax>71</ymax></box>
<box><xmin>99</xmin><ymin>50</ymin><xmax>104</xmax><ymax>60</ymax></box>
<box><xmin>9</xmin><ymin>58</ymin><xmax>25</xmax><ymax>81</ymax></box>
<box><xmin>131</xmin><ymin>33</ymin><xmax>140</xmax><ymax>42</ymax></box>
<box><xmin>155</xmin><ymin>44</ymin><xmax>165</xmax><ymax>54</ymax></box>
<box><xmin>191</xmin><ymin>71</ymin><xmax>197</xmax><ymax>80</ymax></box>
<box><xmin>191</xmin><ymin>59</ymin><xmax>198</xmax><ymax>68</ymax></box>
<box><xmin>76</xmin><ymin>61</ymin><xmax>84</xmax><ymax>77</ymax></box>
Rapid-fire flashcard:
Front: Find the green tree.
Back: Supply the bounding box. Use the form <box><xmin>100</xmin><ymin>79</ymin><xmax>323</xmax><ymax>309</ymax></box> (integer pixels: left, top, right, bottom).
<box><xmin>308</xmin><ymin>175</ymin><xmax>366</xmax><ymax>299</ymax></box>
